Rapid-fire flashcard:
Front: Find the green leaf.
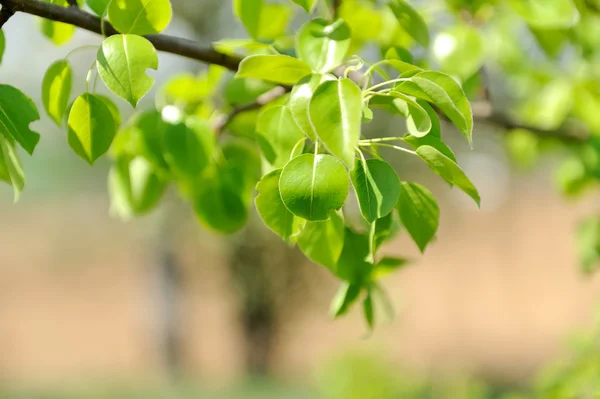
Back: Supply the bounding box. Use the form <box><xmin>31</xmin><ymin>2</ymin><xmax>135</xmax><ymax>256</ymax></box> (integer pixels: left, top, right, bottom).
<box><xmin>109</xmin><ymin>156</ymin><xmax>166</xmax><ymax>220</ymax></box>
<box><xmin>257</xmin><ymin>3</ymin><xmax>292</xmax><ymax>40</ymax></box>
<box><xmin>396</xmin><ymin>71</ymin><xmax>473</xmax><ymax>145</ymax></box>
<box><xmin>96</xmin><ymin>94</ymin><xmax>121</xmax><ymax>130</ymax></box>
<box><xmin>330</xmin><ymin>282</ymin><xmax>362</xmax><ymax>318</ymax></box>
<box><xmin>236</xmin><ymin>55</ymin><xmax>312</xmax><ymax>85</ymax></box>
<box><xmin>86</xmin><ymin>0</ymin><xmax>110</xmax><ymax>16</ymax></box>
<box><xmin>233</xmin><ymin>0</ymin><xmax>263</xmax><ymax>39</ymax></box>
<box><xmin>255</xmin><ymin>169</ymin><xmax>305</xmax><ymax>241</ymax></box>
<box><xmin>372</xmin><ymin>257</ymin><xmax>409</xmax><ymax>279</ymax></box>
<box><xmin>388</xmin><ymin>0</ymin><xmax>430</xmax><ymax>47</ymax></box>
<box><xmin>576</xmin><ymin>217</ymin><xmax>600</xmax><ymax>274</ymax></box>
<box><xmin>397</xmin><ymin>182</ymin><xmax>439</xmax><ymax>252</ymax></box>
<box><xmin>404</xmin><ymin>134</ymin><xmax>456</xmax><ymax>162</ymax></box>
<box><xmin>352</xmin><ymin>158</ymin><xmax>401</xmax><ymax>223</ymax></box>
<box><xmin>291</xmin><ymin>0</ymin><xmax>317</xmax><ymax>13</ymax></box>
<box><xmin>221</xmin><ymin>140</ymin><xmax>262</xmax><ymax>202</ymax></box>
<box><xmin>433</xmin><ymin>25</ymin><xmax>484</xmax><ymax>80</ymax></box>
<box><xmin>0</xmin><ymin>84</ymin><xmax>41</xmax><ymax>155</ymax></box>
<box><xmin>416</xmin><ymin>145</ymin><xmax>480</xmax><ymax>206</ymax></box>
<box><xmin>309</xmin><ymin>78</ymin><xmax>362</xmax><ymax>169</ymax></box>
<box><xmin>42</xmin><ymin>60</ymin><xmax>72</xmax><ymax>126</ymax></box>
<box><xmin>0</xmin><ymin>31</ymin><xmax>5</xmax><ymax>64</ymax></box>
<box><xmin>0</xmin><ymin>136</ymin><xmax>25</xmax><ymax>202</ymax></box>
<box><xmin>67</xmin><ymin>93</ymin><xmax>116</xmax><ymax>164</ymax></box>
<box><xmin>363</xmin><ymin>290</ymin><xmax>374</xmax><ymax>329</ymax></box>
<box><xmin>129</xmin><ymin>110</ymin><xmax>170</xmax><ymax>171</ymax></box>
<box><xmin>296</xmin><ymin>19</ymin><xmax>351</xmax><ymax>73</ymax></box>
<box><xmin>108</xmin><ymin>0</ymin><xmax>172</xmax><ymax>35</ymax></box>
<box><xmin>257</xmin><ymin>105</ymin><xmax>305</xmax><ymax>168</ymax></box>
<box><xmin>280</xmin><ymin>153</ymin><xmax>349</xmax><ymax>221</ymax></box>
<box><xmin>510</xmin><ymin>0</ymin><xmax>579</xmax><ymax>28</ymax></box>
<box><xmin>193</xmin><ymin>167</ymin><xmax>248</xmax><ymax>234</ymax></box>
<box><xmin>163</xmin><ymin>117</ymin><xmax>214</xmax><ymax>178</ymax></box>
<box><xmin>289</xmin><ymin>74</ymin><xmax>334</xmax><ymax>140</ymax></box>
<box><xmin>97</xmin><ymin>34</ymin><xmax>158</xmax><ymax>107</ymax></box>
<box><xmin>390</xmin><ymin>92</ymin><xmax>432</xmax><ymax>137</ymax></box>
<box><xmin>336</xmin><ymin>228</ymin><xmax>372</xmax><ymax>283</ymax></box>
<box><xmin>40</xmin><ymin>0</ymin><xmax>75</xmax><ymax>45</ymax></box>
<box><xmin>297</xmin><ymin>211</ymin><xmax>345</xmax><ymax>270</ymax></box>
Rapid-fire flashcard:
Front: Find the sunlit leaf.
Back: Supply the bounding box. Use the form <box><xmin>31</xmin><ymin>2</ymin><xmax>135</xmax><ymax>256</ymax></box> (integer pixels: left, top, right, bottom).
<box><xmin>298</xmin><ymin>211</ymin><xmax>345</xmax><ymax>270</ymax></box>
<box><xmin>40</xmin><ymin>0</ymin><xmax>75</xmax><ymax>45</ymax></box>
<box><xmin>291</xmin><ymin>0</ymin><xmax>317</xmax><ymax>13</ymax></box>
<box><xmin>236</xmin><ymin>55</ymin><xmax>312</xmax><ymax>85</ymax></box>
<box><xmin>309</xmin><ymin>78</ymin><xmax>362</xmax><ymax>169</ymax></box>
<box><xmin>433</xmin><ymin>25</ymin><xmax>484</xmax><ymax>79</ymax></box>
<box><xmin>108</xmin><ymin>0</ymin><xmax>172</xmax><ymax>35</ymax></box>
<box><xmin>280</xmin><ymin>153</ymin><xmax>349</xmax><ymax>221</ymax></box>
<box><xmin>255</xmin><ymin>169</ymin><xmax>306</xmax><ymax>241</ymax></box>
<box><xmin>0</xmin><ymin>84</ymin><xmax>41</xmax><ymax>155</ymax></box>
<box><xmin>0</xmin><ymin>31</ymin><xmax>5</xmax><ymax>64</ymax></box>
<box><xmin>257</xmin><ymin>105</ymin><xmax>305</xmax><ymax>168</ymax></box>
<box><xmin>42</xmin><ymin>60</ymin><xmax>72</xmax><ymax>126</ymax></box>
<box><xmin>87</xmin><ymin>0</ymin><xmax>110</xmax><ymax>16</ymax></box>
<box><xmin>296</xmin><ymin>19</ymin><xmax>351</xmax><ymax>73</ymax></box>
<box><xmin>233</xmin><ymin>0</ymin><xmax>263</xmax><ymax>39</ymax></box>
<box><xmin>0</xmin><ymin>136</ymin><xmax>25</xmax><ymax>201</ymax></box>
<box><xmin>510</xmin><ymin>0</ymin><xmax>579</xmax><ymax>28</ymax></box>
<box><xmin>330</xmin><ymin>282</ymin><xmax>362</xmax><ymax>318</ymax></box>
<box><xmin>163</xmin><ymin>117</ymin><xmax>215</xmax><ymax>178</ymax></box>
<box><xmin>97</xmin><ymin>34</ymin><xmax>158</xmax><ymax>107</ymax></box>
<box><xmin>416</xmin><ymin>145</ymin><xmax>480</xmax><ymax>206</ymax></box>
<box><xmin>289</xmin><ymin>74</ymin><xmax>334</xmax><ymax>140</ymax></box>
<box><xmin>387</xmin><ymin>0</ymin><xmax>429</xmax><ymax>47</ymax></box>
<box><xmin>397</xmin><ymin>182</ymin><xmax>439</xmax><ymax>252</ymax></box>
<box><xmin>352</xmin><ymin>158</ymin><xmax>401</xmax><ymax>223</ymax></box>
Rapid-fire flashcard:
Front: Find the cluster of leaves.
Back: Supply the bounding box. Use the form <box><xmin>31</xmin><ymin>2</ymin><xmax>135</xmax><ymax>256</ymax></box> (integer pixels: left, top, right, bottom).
<box><xmin>0</xmin><ymin>0</ymin><xmax>482</xmax><ymax>326</ymax></box>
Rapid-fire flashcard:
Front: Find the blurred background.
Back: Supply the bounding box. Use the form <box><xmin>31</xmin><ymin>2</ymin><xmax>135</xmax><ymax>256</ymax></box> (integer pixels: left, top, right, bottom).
<box><xmin>2</xmin><ymin>0</ymin><xmax>600</xmax><ymax>398</ymax></box>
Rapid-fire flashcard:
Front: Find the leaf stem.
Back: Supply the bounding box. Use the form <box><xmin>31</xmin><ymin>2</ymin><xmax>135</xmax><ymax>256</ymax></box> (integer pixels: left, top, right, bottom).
<box><xmin>358</xmin><ymin>142</ymin><xmax>416</xmax><ymax>155</ymax></box>
<box><xmin>364</xmin><ymin>78</ymin><xmax>409</xmax><ymax>94</ymax></box>
<box><xmin>63</xmin><ymin>45</ymin><xmax>99</xmax><ymax>61</ymax></box>
<box><xmin>85</xmin><ymin>60</ymin><xmax>96</xmax><ymax>93</ymax></box>
<box><xmin>359</xmin><ymin>137</ymin><xmax>406</xmax><ymax>144</ymax></box>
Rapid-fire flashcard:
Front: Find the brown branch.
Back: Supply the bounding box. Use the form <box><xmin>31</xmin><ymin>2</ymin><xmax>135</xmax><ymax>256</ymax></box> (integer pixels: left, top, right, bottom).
<box><xmin>0</xmin><ymin>4</ymin><xmax>14</xmax><ymax>28</ymax></box>
<box><xmin>471</xmin><ymin>102</ymin><xmax>589</xmax><ymax>144</ymax></box>
<box><xmin>214</xmin><ymin>86</ymin><xmax>291</xmax><ymax>134</ymax></box>
<box><xmin>0</xmin><ymin>0</ymin><xmax>242</xmax><ymax>70</ymax></box>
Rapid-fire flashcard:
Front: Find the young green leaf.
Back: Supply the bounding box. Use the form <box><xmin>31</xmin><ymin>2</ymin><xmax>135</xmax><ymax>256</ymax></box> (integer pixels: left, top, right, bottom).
<box><xmin>221</xmin><ymin>140</ymin><xmax>262</xmax><ymax>202</ymax></box>
<box><xmin>39</xmin><ymin>0</ymin><xmax>75</xmax><ymax>45</ymax></box>
<box><xmin>86</xmin><ymin>0</ymin><xmax>110</xmax><ymax>16</ymax></box>
<box><xmin>42</xmin><ymin>60</ymin><xmax>72</xmax><ymax>126</ymax></box>
<box><xmin>163</xmin><ymin>117</ymin><xmax>215</xmax><ymax>178</ymax></box>
<box><xmin>0</xmin><ymin>31</ymin><xmax>5</xmax><ymax>64</ymax></box>
<box><xmin>416</xmin><ymin>145</ymin><xmax>480</xmax><ymax>206</ymax></box>
<box><xmin>309</xmin><ymin>78</ymin><xmax>362</xmax><ymax>169</ymax></box>
<box><xmin>388</xmin><ymin>0</ymin><xmax>430</xmax><ymax>47</ymax></box>
<box><xmin>257</xmin><ymin>3</ymin><xmax>292</xmax><ymax>40</ymax></box>
<box><xmin>391</xmin><ymin>92</ymin><xmax>432</xmax><ymax>137</ymax></box>
<box><xmin>289</xmin><ymin>74</ymin><xmax>334</xmax><ymax>140</ymax></box>
<box><xmin>397</xmin><ymin>182</ymin><xmax>439</xmax><ymax>252</ymax></box>
<box><xmin>336</xmin><ymin>228</ymin><xmax>373</xmax><ymax>283</ymax></box>
<box><xmin>297</xmin><ymin>211</ymin><xmax>345</xmax><ymax>270</ymax></box>
<box><xmin>128</xmin><ymin>110</ymin><xmax>171</xmax><ymax>172</ymax></box>
<box><xmin>352</xmin><ymin>158</ymin><xmax>401</xmax><ymax>223</ymax></box>
<box><xmin>193</xmin><ymin>167</ymin><xmax>248</xmax><ymax>234</ymax></box>
<box><xmin>257</xmin><ymin>105</ymin><xmax>305</xmax><ymax>168</ymax></box>
<box><xmin>396</xmin><ymin>71</ymin><xmax>473</xmax><ymax>145</ymax></box>
<box><xmin>510</xmin><ymin>0</ymin><xmax>579</xmax><ymax>28</ymax></box>
<box><xmin>108</xmin><ymin>0</ymin><xmax>172</xmax><ymax>35</ymax></box>
<box><xmin>0</xmin><ymin>84</ymin><xmax>41</xmax><ymax>155</ymax></box>
<box><xmin>109</xmin><ymin>156</ymin><xmax>166</xmax><ymax>220</ymax></box>
<box><xmin>96</xmin><ymin>94</ymin><xmax>121</xmax><ymax>130</ymax></box>
<box><xmin>279</xmin><ymin>153</ymin><xmax>349</xmax><ymax>221</ymax></box>
<box><xmin>233</xmin><ymin>0</ymin><xmax>263</xmax><ymax>39</ymax></box>
<box><xmin>67</xmin><ymin>93</ymin><xmax>116</xmax><ymax>164</ymax></box>
<box><xmin>296</xmin><ymin>19</ymin><xmax>351</xmax><ymax>73</ymax></box>
<box><xmin>291</xmin><ymin>0</ymin><xmax>317</xmax><ymax>13</ymax></box>
<box><xmin>255</xmin><ymin>169</ymin><xmax>306</xmax><ymax>241</ymax></box>
<box><xmin>372</xmin><ymin>257</ymin><xmax>409</xmax><ymax>279</ymax></box>
<box><xmin>236</xmin><ymin>55</ymin><xmax>312</xmax><ymax>85</ymax></box>
<box><xmin>330</xmin><ymin>282</ymin><xmax>362</xmax><ymax>318</ymax></box>
<box><xmin>0</xmin><ymin>136</ymin><xmax>25</xmax><ymax>202</ymax></box>
<box><xmin>97</xmin><ymin>34</ymin><xmax>158</xmax><ymax>107</ymax></box>
<box><xmin>404</xmin><ymin>134</ymin><xmax>456</xmax><ymax>162</ymax></box>
<box><xmin>433</xmin><ymin>25</ymin><xmax>484</xmax><ymax>79</ymax></box>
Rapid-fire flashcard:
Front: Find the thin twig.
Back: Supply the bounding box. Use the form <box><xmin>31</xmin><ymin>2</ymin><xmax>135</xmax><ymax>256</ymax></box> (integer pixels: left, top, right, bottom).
<box><xmin>214</xmin><ymin>86</ymin><xmax>291</xmax><ymax>134</ymax></box>
<box><xmin>0</xmin><ymin>0</ymin><xmax>242</xmax><ymax>70</ymax></box>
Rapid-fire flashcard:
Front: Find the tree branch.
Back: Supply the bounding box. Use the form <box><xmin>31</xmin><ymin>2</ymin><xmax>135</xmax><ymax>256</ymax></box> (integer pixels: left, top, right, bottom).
<box><xmin>0</xmin><ymin>4</ymin><xmax>14</xmax><ymax>28</ymax></box>
<box><xmin>0</xmin><ymin>0</ymin><xmax>242</xmax><ymax>71</ymax></box>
